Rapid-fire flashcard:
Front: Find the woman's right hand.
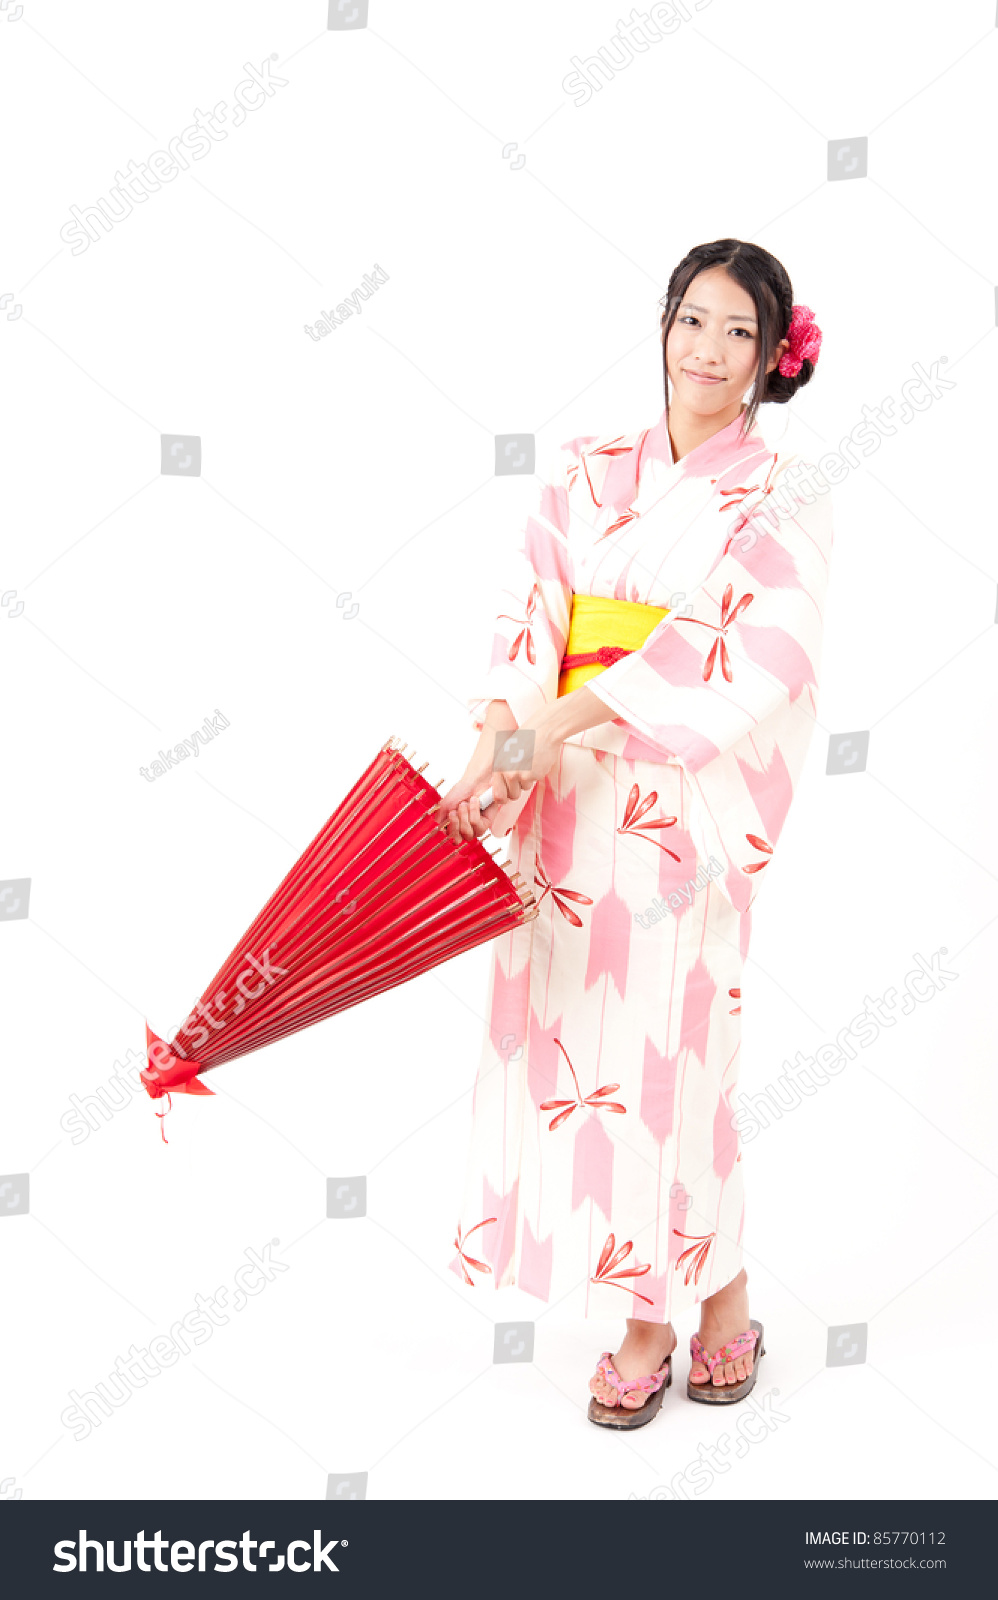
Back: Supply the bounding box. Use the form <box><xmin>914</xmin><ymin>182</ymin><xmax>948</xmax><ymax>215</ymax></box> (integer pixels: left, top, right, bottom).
<box><xmin>433</xmin><ymin>771</ymin><xmax>496</xmax><ymax>843</ymax></box>
<box><xmin>434</xmin><ymin>767</ymin><xmax>534</xmax><ymax>844</ymax></box>
<box><xmin>432</xmin><ymin>701</ymin><xmax>524</xmax><ymax>844</ymax></box>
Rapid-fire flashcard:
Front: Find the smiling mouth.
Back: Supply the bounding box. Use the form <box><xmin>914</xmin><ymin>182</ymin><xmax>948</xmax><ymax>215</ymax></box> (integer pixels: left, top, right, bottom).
<box><xmin>683</xmin><ymin>369</ymin><xmax>725</xmax><ymax>383</ymax></box>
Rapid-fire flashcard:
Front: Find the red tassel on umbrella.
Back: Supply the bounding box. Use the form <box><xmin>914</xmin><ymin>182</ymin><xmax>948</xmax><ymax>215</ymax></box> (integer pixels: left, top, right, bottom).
<box><xmin>143</xmin><ymin>736</ymin><xmax>535</xmax><ymax>1140</ymax></box>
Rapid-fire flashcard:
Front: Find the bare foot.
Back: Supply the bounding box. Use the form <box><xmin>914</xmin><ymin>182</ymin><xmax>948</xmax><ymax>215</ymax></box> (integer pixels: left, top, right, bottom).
<box><xmin>690</xmin><ymin>1267</ymin><xmax>754</xmax><ymax>1388</ymax></box>
<box><xmin>589</xmin><ymin>1319</ymin><xmax>677</xmax><ymax>1411</ymax></box>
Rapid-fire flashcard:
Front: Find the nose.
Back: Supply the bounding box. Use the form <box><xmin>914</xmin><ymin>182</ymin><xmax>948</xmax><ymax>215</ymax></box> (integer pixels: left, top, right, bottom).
<box><xmin>691</xmin><ymin>328</ymin><xmax>723</xmax><ymax>364</ymax></box>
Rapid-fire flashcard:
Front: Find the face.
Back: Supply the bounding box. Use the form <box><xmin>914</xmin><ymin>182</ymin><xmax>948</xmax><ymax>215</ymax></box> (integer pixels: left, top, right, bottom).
<box><xmin>664</xmin><ymin>266</ymin><xmax>787</xmax><ymax>416</ymax></box>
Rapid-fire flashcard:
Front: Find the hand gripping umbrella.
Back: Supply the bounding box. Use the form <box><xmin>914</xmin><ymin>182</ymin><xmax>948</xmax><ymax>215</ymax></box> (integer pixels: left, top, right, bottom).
<box><xmin>141</xmin><ymin>736</ymin><xmax>532</xmax><ymax>1140</ymax></box>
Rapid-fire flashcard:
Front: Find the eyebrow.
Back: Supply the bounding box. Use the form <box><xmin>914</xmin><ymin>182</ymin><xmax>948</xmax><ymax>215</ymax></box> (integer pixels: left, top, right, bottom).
<box><xmin>681</xmin><ymin>302</ymin><xmax>758</xmax><ymax>325</ymax></box>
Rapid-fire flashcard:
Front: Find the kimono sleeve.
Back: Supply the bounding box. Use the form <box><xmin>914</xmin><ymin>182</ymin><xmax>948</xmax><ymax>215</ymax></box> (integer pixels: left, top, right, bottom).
<box><xmin>584</xmin><ymin>466</ymin><xmax>834</xmax><ymax>774</ymax></box>
<box><xmin>467</xmin><ymin>441</ymin><xmax>575</xmax><ymax>735</ymax></box>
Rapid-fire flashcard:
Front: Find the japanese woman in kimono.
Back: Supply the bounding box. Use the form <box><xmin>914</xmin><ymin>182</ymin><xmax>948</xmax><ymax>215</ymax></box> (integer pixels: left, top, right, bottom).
<box><xmin>433</xmin><ymin>238</ymin><xmax>831</xmax><ymax>1427</ymax></box>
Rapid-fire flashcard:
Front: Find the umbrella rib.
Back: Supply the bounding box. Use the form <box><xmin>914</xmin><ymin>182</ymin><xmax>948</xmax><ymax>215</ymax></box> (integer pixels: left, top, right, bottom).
<box><xmin>198</xmin><ymin>896</ymin><xmax>535</xmax><ymax>1069</ymax></box>
<box><xmin>171</xmin><ymin>817</ymin><xmax>504</xmax><ymax>1058</ymax></box>
<box><xmin>170</xmin><ymin>777</ymin><xmax>458</xmax><ymax>1053</ymax></box>
<box><xmin>158</xmin><ymin>740</ymin><xmax>537</xmax><ymax>1082</ymax></box>
<box><xmin>188</xmin><ymin>860</ymin><xmax>517</xmax><ymax>1060</ymax></box>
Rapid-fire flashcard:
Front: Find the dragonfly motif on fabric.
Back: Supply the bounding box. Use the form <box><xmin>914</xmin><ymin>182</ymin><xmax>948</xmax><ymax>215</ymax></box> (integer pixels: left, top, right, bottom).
<box><xmin>591</xmin><ymin>1232</ymin><xmax>655</xmax><ymax>1306</ymax></box>
<box><xmin>497</xmin><ymin>583</ymin><xmax>542</xmax><ymax>666</ymax></box>
<box><xmin>677</xmin><ymin>583</ymin><xmax>755</xmax><ymax>683</ymax></box>
<box><xmin>533</xmin><ymin>857</ymin><xmax>594</xmax><ymax>927</ymax></box>
<box><xmin>719</xmin><ymin>454</ymin><xmax>782</xmax><ymax>549</ymax></box>
<box><xmin>744</xmin><ymin>833</ymin><xmax>773</xmax><ymax>873</ymax></box>
<box><xmin>539</xmin><ymin>1037</ymin><xmax>626</xmax><ymax>1132</ymax></box>
<box><xmin>673</xmin><ymin>1229</ymin><xmax>715</xmax><ymax>1286</ymax></box>
<box><xmin>453</xmin><ymin>1217</ymin><xmax>497</xmax><ymax>1286</ymax></box>
<box><xmin>618</xmin><ymin>784</ymin><xmax>681</xmax><ymax>861</ymax></box>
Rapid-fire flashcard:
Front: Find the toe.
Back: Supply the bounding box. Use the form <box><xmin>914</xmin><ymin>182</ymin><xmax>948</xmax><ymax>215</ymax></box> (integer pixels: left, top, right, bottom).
<box><xmin>591</xmin><ymin>1374</ymin><xmax>616</xmax><ymax>1407</ymax></box>
<box><xmin>620</xmin><ymin>1392</ymin><xmax>646</xmax><ymax>1410</ymax></box>
<box><xmin>733</xmin><ymin>1358</ymin><xmax>747</xmax><ymax>1381</ymax></box>
<box><xmin>689</xmin><ymin>1360</ymin><xmax>709</xmax><ymax>1384</ymax></box>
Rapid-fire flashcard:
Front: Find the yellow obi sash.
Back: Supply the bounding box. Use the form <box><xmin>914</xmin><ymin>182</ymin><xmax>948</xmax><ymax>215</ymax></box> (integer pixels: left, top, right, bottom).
<box><xmin>557</xmin><ymin>593</ymin><xmax>671</xmax><ymax>697</ymax></box>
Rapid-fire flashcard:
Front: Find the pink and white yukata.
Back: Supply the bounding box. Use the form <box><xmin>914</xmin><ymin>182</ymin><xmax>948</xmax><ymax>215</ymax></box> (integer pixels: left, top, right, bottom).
<box><xmin>449</xmin><ymin>406</ymin><xmax>834</xmax><ymax>1322</ymax></box>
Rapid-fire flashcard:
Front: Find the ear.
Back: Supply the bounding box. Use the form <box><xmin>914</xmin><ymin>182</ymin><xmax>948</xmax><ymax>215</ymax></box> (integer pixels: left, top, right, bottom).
<box><xmin>766</xmin><ymin>336</ymin><xmax>789</xmax><ymax>376</ymax></box>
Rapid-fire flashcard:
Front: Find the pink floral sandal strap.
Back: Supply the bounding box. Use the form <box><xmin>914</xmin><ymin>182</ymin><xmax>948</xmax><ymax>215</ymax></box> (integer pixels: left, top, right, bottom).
<box><xmin>689</xmin><ymin>1327</ymin><xmax>758</xmax><ymax>1377</ymax></box>
<box><xmin>596</xmin><ymin>1350</ymin><xmax>669</xmax><ymax>1398</ymax></box>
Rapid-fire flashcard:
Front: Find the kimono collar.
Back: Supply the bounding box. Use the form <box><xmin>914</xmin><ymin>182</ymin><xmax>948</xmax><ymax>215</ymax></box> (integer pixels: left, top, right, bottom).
<box><xmin>599</xmin><ymin>405</ymin><xmax>772</xmax><ymax>524</ymax></box>
<box><xmin>643</xmin><ymin>404</ymin><xmax>764</xmax><ymax>476</ymax></box>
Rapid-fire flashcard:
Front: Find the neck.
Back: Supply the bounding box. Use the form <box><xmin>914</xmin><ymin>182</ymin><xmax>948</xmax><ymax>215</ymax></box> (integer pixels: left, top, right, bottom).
<box><xmin>667</xmin><ymin>398</ymin><xmax>748</xmax><ymax>463</ymax></box>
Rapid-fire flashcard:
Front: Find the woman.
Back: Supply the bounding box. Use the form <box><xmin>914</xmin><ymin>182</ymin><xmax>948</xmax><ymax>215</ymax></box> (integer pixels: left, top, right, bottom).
<box><xmin>433</xmin><ymin>238</ymin><xmax>831</xmax><ymax>1429</ymax></box>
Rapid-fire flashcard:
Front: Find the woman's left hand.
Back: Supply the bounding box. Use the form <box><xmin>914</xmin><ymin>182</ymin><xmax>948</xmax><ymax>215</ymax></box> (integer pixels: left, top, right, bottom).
<box><xmin>486</xmin><ymin>716</ymin><xmax>563</xmax><ymax>802</ymax></box>
<box><xmin>434</xmin><ymin>719</ymin><xmax>563</xmax><ymax>843</ymax></box>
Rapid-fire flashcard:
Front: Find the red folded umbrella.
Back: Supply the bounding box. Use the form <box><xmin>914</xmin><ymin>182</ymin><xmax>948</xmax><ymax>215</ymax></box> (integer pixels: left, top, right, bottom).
<box><xmin>142</xmin><ymin>735</ymin><xmax>534</xmax><ymax>1140</ymax></box>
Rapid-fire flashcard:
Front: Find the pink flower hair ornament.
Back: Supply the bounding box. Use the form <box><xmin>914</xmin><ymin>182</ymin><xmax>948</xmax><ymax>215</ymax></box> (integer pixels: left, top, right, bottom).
<box><xmin>777</xmin><ymin>303</ymin><xmax>822</xmax><ymax>378</ymax></box>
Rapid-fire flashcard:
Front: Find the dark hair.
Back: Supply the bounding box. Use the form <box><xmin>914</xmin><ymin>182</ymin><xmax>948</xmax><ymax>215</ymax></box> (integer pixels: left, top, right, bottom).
<box><xmin>660</xmin><ymin>238</ymin><xmax>816</xmax><ymax>438</ymax></box>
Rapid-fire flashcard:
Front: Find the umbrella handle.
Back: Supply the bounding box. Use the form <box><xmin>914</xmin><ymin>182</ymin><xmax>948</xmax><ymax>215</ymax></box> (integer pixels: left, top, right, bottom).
<box><xmin>477</xmin><ymin>782</ymin><xmax>535</xmax><ymax>811</ymax></box>
<box><xmin>440</xmin><ymin>785</ymin><xmax>500</xmax><ymax>813</ymax></box>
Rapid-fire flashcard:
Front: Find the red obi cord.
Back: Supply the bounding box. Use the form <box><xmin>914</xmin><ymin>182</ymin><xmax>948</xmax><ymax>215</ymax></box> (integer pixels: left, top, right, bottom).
<box><xmin>142</xmin><ymin>1023</ymin><xmax>214</xmax><ymax>1143</ymax></box>
<box><xmin>560</xmin><ymin>645</ymin><xmax>633</xmax><ymax>670</ymax></box>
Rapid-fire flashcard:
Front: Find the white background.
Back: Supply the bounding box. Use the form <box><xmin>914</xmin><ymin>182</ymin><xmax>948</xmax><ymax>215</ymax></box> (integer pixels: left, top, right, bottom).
<box><xmin>1</xmin><ymin>0</ymin><xmax>995</xmax><ymax>1503</ymax></box>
